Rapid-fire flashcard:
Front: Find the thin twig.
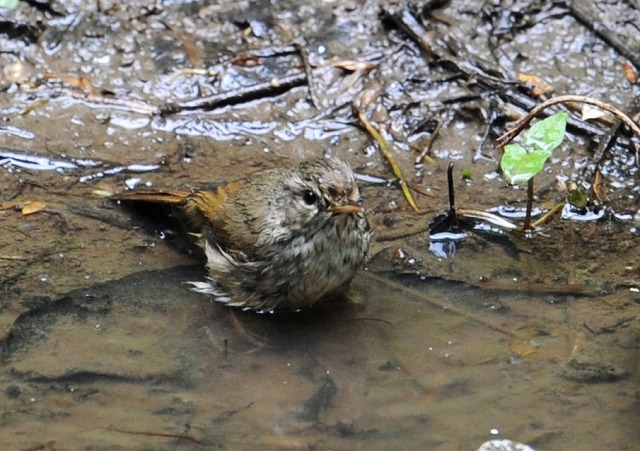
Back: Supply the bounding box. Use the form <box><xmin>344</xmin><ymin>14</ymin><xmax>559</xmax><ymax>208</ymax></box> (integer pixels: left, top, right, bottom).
<box><xmin>523</xmin><ymin>178</ymin><xmax>534</xmax><ymax>230</ymax></box>
<box><xmin>105</xmin><ymin>426</ymin><xmax>205</xmax><ymax>445</ymax></box>
<box><xmin>374</xmin><ymin>223</ymin><xmax>432</xmax><ymax>241</ymax></box>
<box><xmin>159</xmin><ymin>72</ymin><xmax>307</xmax><ymax>115</ymax></box>
<box><xmin>414</xmin><ymin>121</ymin><xmax>442</xmax><ymax>164</ymax></box>
<box><xmin>356</xmin><ymin>108</ymin><xmax>420</xmax><ymax>212</ymax></box>
<box><xmin>468</xmin><ymin>280</ymin><xmax>603</xmax><ymax>297</ymax></box>
<box><xmin>296</xmin><ymin>42</ymin><xmax>321</xmax><ymax>110</ymax></box>
<box><xmin>496</xmin><ymin>95</ymin><xmax>640</xmax><ymax>147</ymax></box>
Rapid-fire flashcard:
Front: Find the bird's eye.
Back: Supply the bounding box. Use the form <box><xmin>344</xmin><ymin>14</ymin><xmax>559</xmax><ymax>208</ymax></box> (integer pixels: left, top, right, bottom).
<box><xmin>302</xmin><ymin>189</ymin><xmax>318</xmax><ymax>205</ymax></box>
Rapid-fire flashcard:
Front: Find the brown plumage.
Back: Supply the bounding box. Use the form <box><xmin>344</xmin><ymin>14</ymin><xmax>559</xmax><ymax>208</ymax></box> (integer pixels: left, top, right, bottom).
<box><xmin>113</xmin><ymin>156</ymin><xmax>371</xmax><ymax>311</ymax></box>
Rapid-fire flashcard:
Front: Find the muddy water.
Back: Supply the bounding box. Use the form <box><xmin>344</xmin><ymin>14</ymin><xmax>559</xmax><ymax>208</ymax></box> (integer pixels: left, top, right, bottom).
<box><xmin>1</xmin><ymin>0</ymin><xmax>639</xmax><ymax>450</ymax></box>
<box><xmin>1</xmin><ymin>257</ymin><xmax>637</xmax><ymax>450</ymax></box>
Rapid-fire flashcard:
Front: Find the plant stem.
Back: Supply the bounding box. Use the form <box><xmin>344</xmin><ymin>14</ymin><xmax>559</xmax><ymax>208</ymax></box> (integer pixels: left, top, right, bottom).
<box><xmin>524</xmin><ymin>178</ymin><xmax>534</xmax><ymax>230</ymax></box>
<box><xmin>496</xmin><ymin>94</ymin><xmax>640</xmax><ymax>147</ymax></box>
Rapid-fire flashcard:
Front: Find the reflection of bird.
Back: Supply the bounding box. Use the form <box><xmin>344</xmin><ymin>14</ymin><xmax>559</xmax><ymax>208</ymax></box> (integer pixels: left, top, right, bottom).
<box><xmin>114</xmin><ymin>156</ymin><xmax>371</xmax><ymax>311</ymax></box>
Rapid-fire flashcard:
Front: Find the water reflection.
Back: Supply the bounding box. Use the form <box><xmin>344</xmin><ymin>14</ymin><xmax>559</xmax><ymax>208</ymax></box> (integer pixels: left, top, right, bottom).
<box><xmin>0</xmin><ymin>150</ymin><xmax>160</xmax><ymax>183</ymax></box>
<box><xmin>2</xmin><ymin>262</ymin><xmax>636</xmax><ymax>449</ymax></box>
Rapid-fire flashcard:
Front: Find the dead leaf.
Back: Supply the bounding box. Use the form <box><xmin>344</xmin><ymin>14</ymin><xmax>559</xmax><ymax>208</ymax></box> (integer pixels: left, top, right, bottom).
<box><xmin>510</xmin><ymin>342</ymin><xmax>537</xmax><ymax>358</ymax></box>
<box><xmin>92</xmin><ymin>189</ymin><xmax>115</xmax><ymax>198</ymax></box>
<box><xmin>622</xmin><ymin>61</ymin><xmax>638</xmax><ymax>84</ymax></box>
<box><xmin>517</xmin><ymin>73</ymin><xmax>553</xmax><ymax>97</ymax></box>
<box><xmin>21</xmin><ymin>201</ymin><xmax>47</xmax><ymax>216</ymax></box>
<box><xmin>355</xmin><ymin>79</ymin><xmax>383</xmax><ymax>111</ymax></box>
<box><xmin>593</xmin><ymin>169</ymin><xmax>604</xmax><ymax>202</ymax></box>
<box><xmin>0</xmin><ymin>201</ymin><xmax>18</xmax><ymax>211</ymax></box>
<box><xmin>331</xmin><ymin>60</ymin><xmax>376</xmax><ymax>72</ymax></box>
<box><xmin>44</xmin><ymin>73</ymin><xmax>98</xmax><ymax>95</ymax></box>
<box><xmin>581</xmin><ymin>104</ymin><xmax>606</xmax><ymax>121</ymax></box>
<box><xmin>231</xmin><ymin>55</ymin><xmax>261</xmax><ymax>67</ymax></box>
<box><xmin>1</xmin><ymin>200</ymin><xmax>47</xmax><ymax>215</ymax></box>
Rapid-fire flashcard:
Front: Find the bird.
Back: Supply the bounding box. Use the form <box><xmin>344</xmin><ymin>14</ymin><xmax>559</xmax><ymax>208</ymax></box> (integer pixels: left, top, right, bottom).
<box><xmin>113</xmin><ymin>155</ymin><xmax>371</xmax><ymax>311</ymax></box>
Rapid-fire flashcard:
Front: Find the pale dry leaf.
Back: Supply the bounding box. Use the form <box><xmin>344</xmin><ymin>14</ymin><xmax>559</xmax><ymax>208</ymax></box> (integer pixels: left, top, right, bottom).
<box><xmin>21</xmin><ymin>200</ymin><xmax>47</xmax><ymax>215</ymax></box>
<box><xmin>581</xmin><ymin>104</ymin><xmax>606</xmax><ymax>121</ymax></box>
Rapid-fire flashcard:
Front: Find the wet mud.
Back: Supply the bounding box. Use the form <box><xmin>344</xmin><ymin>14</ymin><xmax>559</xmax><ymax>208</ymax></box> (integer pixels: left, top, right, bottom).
<box><xmin>1</xmin><ymin>0</ymin><xmax>639</xmax><ymax>449</ymax></box>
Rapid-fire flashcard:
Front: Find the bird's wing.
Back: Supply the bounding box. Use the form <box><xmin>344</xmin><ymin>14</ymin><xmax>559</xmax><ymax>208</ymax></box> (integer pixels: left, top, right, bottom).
<box><xmin>184</xmin><ymin>181</ymin><xmax>241</xmax><ymax>224</ymax></box>
<box><xmin>113</xmin><ymin>182</ymin><xmax>248</xmax><ymax>253</ymax></box>
<box><xmin>184</xmin><ymin>180</ymin><xmax>254</xmax><ymax>255</ymax></box>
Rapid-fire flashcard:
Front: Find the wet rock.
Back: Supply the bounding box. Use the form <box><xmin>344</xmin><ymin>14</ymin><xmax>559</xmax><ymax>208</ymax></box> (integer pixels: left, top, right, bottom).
<box><xmin>1</xmin><ymin>265</ymin><xmax>207</xmax><ymax>384</ymax></box>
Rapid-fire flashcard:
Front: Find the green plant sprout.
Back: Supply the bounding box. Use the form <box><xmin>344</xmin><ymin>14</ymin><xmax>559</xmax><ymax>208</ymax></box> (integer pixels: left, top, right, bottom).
<box><xmin>0</xmin><ymin>0</ymin><xmax>18</xmax><ymax>9</ymax></box>
<box><xmin>499</xmin><ymin>112</ymin><xmax>569</xmax><ymax>230</ymax></box>
<box><xmin>455</xmin><ymin>96</ymin><xmax>640</xmax><ymax>233</ymax></box>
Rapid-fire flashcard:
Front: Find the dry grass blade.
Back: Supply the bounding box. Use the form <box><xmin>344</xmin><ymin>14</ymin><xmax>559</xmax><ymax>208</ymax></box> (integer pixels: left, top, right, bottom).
<box><xmin>356</xmin><ymin>108</ymin><xmax>420</xmax><ymax>212</ymax></box>
<box><xmin>532</xmin><ymin>202</ymin><xmax>565</xmax><ymax>228</ymax></box>
<box><xmin>0</xmin><ymin>255</ymin><xmax>29</xmax><ymax>261</ymax></box>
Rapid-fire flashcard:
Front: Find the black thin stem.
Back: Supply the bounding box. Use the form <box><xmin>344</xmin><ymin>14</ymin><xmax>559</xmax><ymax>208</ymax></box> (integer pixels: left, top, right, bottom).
<box><xmin>524</xmin><ymin>178</ymin><xmax>534</xmax><ymax>230</ymax></box>
<box><xmin>447</xmin><ymin>162</ymin><xmax>455</xmax><ymax>211</ymax></box>
<box><xmin>447</xmin><ymin>162</ymin><xmax>459</xmax><ymax>226</ymax></box>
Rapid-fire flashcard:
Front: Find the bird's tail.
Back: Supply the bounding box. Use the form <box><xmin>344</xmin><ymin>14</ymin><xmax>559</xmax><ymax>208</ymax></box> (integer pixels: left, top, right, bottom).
<box><xmin>111</xmin><ymin>189</ymin><xmax>191</xmax><ymax>205</ymax></box>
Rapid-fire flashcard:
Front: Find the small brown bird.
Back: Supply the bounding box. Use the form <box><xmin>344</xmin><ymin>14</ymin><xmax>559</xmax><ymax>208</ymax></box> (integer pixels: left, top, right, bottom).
<box><xmin>114</xmin><ymin>156</ymin><xmax>371</xmax><ymax>311</ymax></box>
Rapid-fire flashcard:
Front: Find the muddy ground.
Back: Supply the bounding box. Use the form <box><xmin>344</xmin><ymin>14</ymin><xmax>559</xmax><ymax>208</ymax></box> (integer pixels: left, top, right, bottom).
<box><xmin>0</xmin><ymin>0</ymin><xmax>639</xmax><ymax>450</ymax></box>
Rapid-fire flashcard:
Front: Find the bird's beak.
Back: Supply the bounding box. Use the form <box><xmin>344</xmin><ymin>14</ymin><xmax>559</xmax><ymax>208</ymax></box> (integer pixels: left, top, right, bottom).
<box><xmin>329</xmin><ymin>202</ymin><xmax>363</xmax><ymax>214</ymax></box>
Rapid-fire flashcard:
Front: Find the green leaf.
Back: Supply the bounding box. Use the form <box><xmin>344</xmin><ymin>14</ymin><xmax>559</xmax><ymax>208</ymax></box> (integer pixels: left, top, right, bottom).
<box><xmin>0</xmin><ymin>0</ymin><xmax>19</xmax><ymax>9</ymax></box>
<box><xmin>500</xmin><ymin>144</ymin><xmax>552</xmax><ymax>185</ymax></box>
<box><xmin>522</xmin><ymin>112</ymin><xmax>569</xmax><ymax>153</ymax></box>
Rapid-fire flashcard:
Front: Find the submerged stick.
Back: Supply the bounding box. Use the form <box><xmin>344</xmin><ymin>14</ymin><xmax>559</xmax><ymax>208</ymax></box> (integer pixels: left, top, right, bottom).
<box><xmin>362</xmin><ymin>271</ymin><xmax>528</xmax><ymax>340</ymax></box>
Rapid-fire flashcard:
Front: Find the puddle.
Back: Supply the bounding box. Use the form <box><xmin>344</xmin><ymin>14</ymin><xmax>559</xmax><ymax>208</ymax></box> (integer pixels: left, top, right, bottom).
<box><xmin>0</xmin><ymin>0</ymin><xmax>638</xmax><ymax>449</ymax></box>
<box><xmin>1</xmin><ymin>262</ymin><xmax>637</xmax><ymax>449</ymax></box>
